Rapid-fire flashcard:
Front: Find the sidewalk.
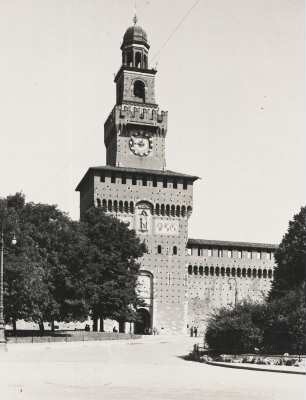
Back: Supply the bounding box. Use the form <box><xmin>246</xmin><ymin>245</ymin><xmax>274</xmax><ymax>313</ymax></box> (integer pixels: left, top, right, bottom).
<box><xmin>205</xmin><ymin>360</ymin><xmax>306</xmax><ymax>375</ymax></box>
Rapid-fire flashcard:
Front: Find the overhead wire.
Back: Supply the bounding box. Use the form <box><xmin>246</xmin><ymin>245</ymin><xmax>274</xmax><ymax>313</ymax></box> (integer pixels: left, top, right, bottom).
<box><xmin>151</xmin><ymin>0</ymin><xmax>202</xmax><ymax>64</ymax></box>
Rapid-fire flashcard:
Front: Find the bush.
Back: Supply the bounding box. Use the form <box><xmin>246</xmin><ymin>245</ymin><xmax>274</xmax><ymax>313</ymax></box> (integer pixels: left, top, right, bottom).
<box><xmin>205</xmin><ymin>302</ymin><xmax>266</xmax><ymax>354</ymax></box>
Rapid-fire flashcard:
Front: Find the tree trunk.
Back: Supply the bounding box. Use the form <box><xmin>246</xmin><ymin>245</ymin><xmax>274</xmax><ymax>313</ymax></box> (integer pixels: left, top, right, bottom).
<box><xmin>12</xmin><ymin>319</ymin><xmax>17</xmax><ymax>336</ymax></box>
<box><xmin>38</xmin><ymin>320</ymin><xmax>44</xmax><ymax>335</ymax></box>
<box><xmin>118</xmin><ymin>320</ymin><xmax>125</xmax><ymax>333</ymax></box>
<box><xmin>99</xmin><ymin>317</ymin><xmax>104</xmax><ymax>332</ymax></box>
<box><xmin>92</xmin><ymin>316</ymin><xmax>98</xmax><ymax>332</ymax></box>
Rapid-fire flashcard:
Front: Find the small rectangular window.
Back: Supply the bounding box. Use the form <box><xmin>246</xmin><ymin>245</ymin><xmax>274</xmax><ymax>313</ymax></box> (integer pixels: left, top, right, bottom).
<box><xmin>153</xmin><ymin>179</ymin><xmax>157</xmax><ymax>187</ymax></box>
<box><xmin>183</xmin><ymin>180</ymin><xmax>187</xmax><ymax>190</ymax></box>
<box><xmin>111</xmin><ymin>175</ymin><xmax>116</xmax><ymax>183</ymax></box>
<box><xmin>132</xmin><ymin>177</ymin><xmax>137</xmax><ymax>185</ymax></box>
<box><xmin>100</xmin><ymin>175</ymin><xmax>105</xmax><ymax>182</ymax></box>
<box><xmin>121</xmin><ymin>176</ymin><xmax>126</xmax><ymax>184</ymax></box>
<box><xmin>173</xmin><ymin>180</ymin><xmax>177</xmax><ymax>189</ymax></box>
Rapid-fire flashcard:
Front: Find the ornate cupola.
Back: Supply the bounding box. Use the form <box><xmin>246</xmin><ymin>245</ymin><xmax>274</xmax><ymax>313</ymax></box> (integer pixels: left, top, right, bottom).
<box><xmin>121</xmin><ymin>15</ymin><xmax>149</xmax><ymax>69</ymax></box>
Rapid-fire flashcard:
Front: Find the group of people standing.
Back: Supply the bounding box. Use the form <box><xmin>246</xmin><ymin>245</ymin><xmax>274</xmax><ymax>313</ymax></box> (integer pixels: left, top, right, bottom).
<box><xmin>190</xmin><ymin>326</ymin><xmax>198</xmax><ymax>337</ymax></box>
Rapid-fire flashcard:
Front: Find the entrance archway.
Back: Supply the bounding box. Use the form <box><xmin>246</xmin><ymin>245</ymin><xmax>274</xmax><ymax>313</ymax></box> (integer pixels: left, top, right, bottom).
<box><xmin>134</xmin><ymin>308</ymin><xmax>151</xmax><ymax>334</ymax></box>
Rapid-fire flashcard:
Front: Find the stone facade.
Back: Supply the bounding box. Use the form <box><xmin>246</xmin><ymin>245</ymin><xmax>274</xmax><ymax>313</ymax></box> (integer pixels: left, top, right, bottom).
<box><xmin>76</xmin><ymin>22</ymin><xmax>277</xmax><ymax>335</ymax></box>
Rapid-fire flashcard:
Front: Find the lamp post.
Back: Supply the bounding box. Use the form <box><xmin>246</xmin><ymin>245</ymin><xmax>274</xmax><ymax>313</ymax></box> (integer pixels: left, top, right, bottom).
<box><xmin>228</xmin><ymin>277</ymin><xmax>238</xmax><ymax>307</ymax></box>
<box><xmin>0</xmin><ymin>230</ymin><xmax>17</xmax><ymax>344</ymax></box>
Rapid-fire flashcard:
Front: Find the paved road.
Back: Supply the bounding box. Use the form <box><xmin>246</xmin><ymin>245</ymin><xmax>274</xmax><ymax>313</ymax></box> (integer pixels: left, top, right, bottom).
<box><xmin>0</xmin><ymin>336</ymin><xmax>305</xmax><ymax>400</ymax></box>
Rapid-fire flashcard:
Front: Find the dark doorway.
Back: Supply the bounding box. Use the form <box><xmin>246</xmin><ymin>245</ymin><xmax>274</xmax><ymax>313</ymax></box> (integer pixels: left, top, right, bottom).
<box><xmin>134</xmin><ymin>308</ymin><xmax>151</xmax><ymax>334</ymax></box>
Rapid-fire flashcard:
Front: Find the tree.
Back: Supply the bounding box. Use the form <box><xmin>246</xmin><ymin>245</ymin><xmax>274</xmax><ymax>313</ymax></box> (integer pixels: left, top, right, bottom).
<box><xmin>80</xmin><ymin>207</ymin><xmax>146</xmax><ymax>331</ymax></box>
<box><xmin>269</xmin><ymin>206</ymin><xmax>306</xmax><ymax>299</ymax></box>
<box><xmin>264</xmin><ymin>286</ymin><xmax>306</xmax><ymax>356</ymax></box>
<box><xmin>2</xmin><ymin>193</ymin><xmax>88</xmax><ymax>332</ymax></box>
<box><xmin>205</xmin><ymin>302</ymin><xmax>266</xmax><ymax>354</ymax></box>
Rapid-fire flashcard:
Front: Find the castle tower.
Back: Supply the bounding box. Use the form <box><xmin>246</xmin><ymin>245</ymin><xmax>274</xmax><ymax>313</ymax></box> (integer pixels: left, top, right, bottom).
<box><xmin>76</xmin><ymin>19</ymin><xmax>199</xmax><ymax>334</ymax></box>
<box><xmin>105</xmin><ymin>17</ymin><xmax>167</xmax><ymax>171</ymax></box>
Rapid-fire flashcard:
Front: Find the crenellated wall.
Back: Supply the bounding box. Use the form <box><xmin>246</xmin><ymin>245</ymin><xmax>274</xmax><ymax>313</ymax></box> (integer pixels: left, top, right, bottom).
<box><xmin>185</xmin><ymin>242</ymin><xmax>276</xmax><ymax>334</ymax></box>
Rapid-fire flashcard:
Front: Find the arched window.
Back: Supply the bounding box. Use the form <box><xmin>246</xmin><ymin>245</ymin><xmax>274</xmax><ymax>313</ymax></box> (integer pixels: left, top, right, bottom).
<box><xmin>130</xmin><ymin>201</ymin><xmax>134</xmax><ymax>213</ymax></box>
<box><xmin>215</xmin><ymin>267</ymin><xmax>220</xmax><ymax>276</ymax></box>
<box><xmin>242</xmin><ymin>268</ymin><xmax>246</xmax><ymax>277</ymax></box>
<box><xmin>96</xmin><ymin>198</ymin><xmax>101</xmax><ymax>208</ymax></box>
<box><xmin>181</xmin><ymin>206</ymin><xmax>186</xmax><ymax>217</ymax></box>
<box><xmin>193</xmin><ymin>265</ymin><xmax>198</xmax><ymax>275</ymax></box>
<box><xmin>176</xmin><ymin>205</ymin><xmax>180</xmax><ymax>217</ymax></box>
<box><xmin>135</xmin><ymin>52</ymin><xmax>142</xmax><ymax>68</ymax></box>
<box><xmin>199</xmin><ymin>266</ymin><xmax>203</xmax><ymax>276</ymax></box>
<box><xmin>258</xmin><ymin>269</ymin><xmax>262</xmax><ymax>278</ymax></box>
<box><xmin>231</xmin><ymin>268</ymin><xmax>236</xmax><ymax>277</ymax></box>
<box><xmin>221</xmin><ymin>267</ymin><xmax>225</xmax><ymax>277</ymax></box>
<box><xmin>161</xmin><ymin>204</ymin><xmax>165</xmax><ymax>216</ymax></box>
<box><xmin>119</xmin><ymin>201</ymin><xmax>123</xmax><ymax>212</ymax></box>
<box><xmin>268</xmin><ymin>270</ymin><xmax>272</xmax><ymax>279</ymax></box>
<box><xmin>113</xmin><ymin>200</ymin><xmax>118</xmax><ymax>212</ymax></box>
<box><xmin>127</xmin><ymin>51</ymin><xmax>133</xmax><ymax>66</ymax></box>
<box><xmin>108</xmin><ymin>200</ymin><xmax>112</xmax><ymax>212</ymax></box>
<box><xmin>166</xmin><ymin>204</ymin><xmax>170</xmax><ymax>216</ymax></box>
<box><xmin>173</xmin><ymin>246</ymin><xmax>177</xmax><ymax>255</ymax></box>
<box><xmin>156</xmin><ymin>204</ymin><xmax>160</xmax><ymax>215</ymax></box>
<box><xmin>102</xmin><ymin>199</ymin><xmax>107</xmax><ymax>211</ymax></box>
<box><xmin>210</xmin><ymin>266</ymin><xmax>214</xmax><ymax>276</ymax></box>
<box><xmin>263</xmin><ymin>269</ymin><xmax>267</xmax><ymax>279</ymax></box>
<box><xmin>252</xmin><ymin>268</ymin><xmax>257</xmax><ymax>278</ymax></box>
<box><xmin>226</xmin><ymin>267</ymin><xmax>230</xmax><ymax>277</ymax></box>
<box><xmin>124</xmin><ymin>201</ymin><xmax>129</xmax><ymax>213</ymax></box>
<box><xmin>133</xmin><ymin>80</ymin><xmax>145</xmax><ymax>102</ymax></box>
<box><xmin>247</xmin><ymin>268</ymin><xmax>251</xmax><ymax>277</ymax></box>
<box><xmin>237</xmin><ymin>268</ymin><xmax>241</xmax><ymax>277</ymax></box>
<box><xmin>157</xmin><ymin>245</ymin><xmax>162</xmax><ymax>254</ymax></box>
<box><xmin>188</xmin><ymin>265</ymin><xmax>192</xmax><ymax>275</ymax></box>
<box><xmin>143</xmin><ymin>54</ymin><xmax>147</xmax><ymax>68</ymax></box>
<box><xmin>204</xmin><ymin>266</ymin><xmax>209</xmax><ymax>276</ymax></box>
<box><xmin>171</xmin><ymin>205</ymin><xmax>175</xmax><ymax>217</ymax></box>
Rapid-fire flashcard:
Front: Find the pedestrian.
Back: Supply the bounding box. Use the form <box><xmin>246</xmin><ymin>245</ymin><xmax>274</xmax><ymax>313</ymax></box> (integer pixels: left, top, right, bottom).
<box><xmin>190</xmin><ymin>326</ymin><xmax>194</xmax><ymax>337</ymax></box>
<box><xmin>194</xmin><ymin>326</ymin><xmax>198</xmax><ymax>337</ymax></box>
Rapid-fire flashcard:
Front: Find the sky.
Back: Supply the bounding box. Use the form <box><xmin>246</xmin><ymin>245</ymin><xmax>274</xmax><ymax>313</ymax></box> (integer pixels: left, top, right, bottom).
<box><xmin>0</xmin><ymin>0</ymin><xmax>305</xmax><ymax>244</ymax></box>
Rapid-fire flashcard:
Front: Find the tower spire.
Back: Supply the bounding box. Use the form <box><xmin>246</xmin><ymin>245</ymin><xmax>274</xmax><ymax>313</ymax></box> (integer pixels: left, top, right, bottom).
<box><xmin>133</xmin><ymin>13</ymin><xmax>138</xmax><ymax>25</ymax></box>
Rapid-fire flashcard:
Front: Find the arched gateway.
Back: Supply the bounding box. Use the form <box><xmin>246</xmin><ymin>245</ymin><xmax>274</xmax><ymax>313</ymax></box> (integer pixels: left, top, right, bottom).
<box><xmin>134</xmin><ymin>308</ymin><xmax>151</xmax><ymax>334</ymax></box>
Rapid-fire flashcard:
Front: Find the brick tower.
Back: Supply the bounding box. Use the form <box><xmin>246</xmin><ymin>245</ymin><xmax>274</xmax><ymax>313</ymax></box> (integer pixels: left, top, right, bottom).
<box><xmin>76</xmin><ymin>18</ymin><xmax>199</xmax><ymax>334</ymax></box>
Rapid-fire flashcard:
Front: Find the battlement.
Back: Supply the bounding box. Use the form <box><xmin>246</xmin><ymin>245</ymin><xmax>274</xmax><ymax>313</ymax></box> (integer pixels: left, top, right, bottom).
<box><xmin>104</xmin><ymin>104</ymin><xmax>168</xmax><ymax>145</ymax></box>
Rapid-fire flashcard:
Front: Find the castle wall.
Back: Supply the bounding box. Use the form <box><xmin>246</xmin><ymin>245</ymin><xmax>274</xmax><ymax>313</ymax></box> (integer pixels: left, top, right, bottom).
<box><xmin>186</xmin><ymin>245</ymin><xmax>276</xmax><ymax>334</ymax></box>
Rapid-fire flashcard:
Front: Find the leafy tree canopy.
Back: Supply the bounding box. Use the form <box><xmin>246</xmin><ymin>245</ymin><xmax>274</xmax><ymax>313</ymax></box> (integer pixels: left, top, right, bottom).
<box><xmin>270</xmin><ymin>206</ymin><xmax>306</xmax><ymax>299</ymax></box>
<box><xmin>80</xmin><ymin>207</ymin><xmax>146</xmax><ymax>323</ymax></box>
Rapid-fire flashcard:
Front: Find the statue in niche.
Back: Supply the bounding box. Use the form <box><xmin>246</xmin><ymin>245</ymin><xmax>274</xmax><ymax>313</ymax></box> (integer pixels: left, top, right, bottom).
<box><xmin>139</xmin><ymin>209</ymin><xmax>148</xmax><ymax>232</ymax></box>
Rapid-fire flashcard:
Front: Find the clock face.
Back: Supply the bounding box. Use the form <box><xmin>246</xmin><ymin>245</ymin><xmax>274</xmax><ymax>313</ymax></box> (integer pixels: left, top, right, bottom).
<box><xmin>129</xmin><ymin>132</ymin><xmax>153</xmax><ymax>157</ymax></box>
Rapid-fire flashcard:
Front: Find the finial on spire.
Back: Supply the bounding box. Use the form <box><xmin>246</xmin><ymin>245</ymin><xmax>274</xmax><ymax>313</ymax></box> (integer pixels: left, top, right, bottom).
<box><xmin>133</xmin><ymin>13</ymin><xmax>138</xmax><ymax>25</ymax></box>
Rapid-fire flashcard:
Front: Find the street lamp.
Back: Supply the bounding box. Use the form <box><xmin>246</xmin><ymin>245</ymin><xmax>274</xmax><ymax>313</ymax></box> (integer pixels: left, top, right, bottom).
<box><xmin>0</xmin><ymin>230</ymin><xmax>17</xmax><ymax>344</ymax></box>
<box><xmin>228</xmin><ymin>277</ymin><xmax>238</xmax><ymax>307</ymax></box>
